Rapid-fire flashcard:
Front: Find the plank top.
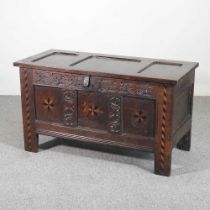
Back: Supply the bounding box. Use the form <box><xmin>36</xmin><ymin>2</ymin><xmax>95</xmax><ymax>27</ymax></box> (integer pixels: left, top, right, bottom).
<box><xmin>14</xmin><ymin>49</ymin><xmax>199</xmax><ymax>84</ymax></box>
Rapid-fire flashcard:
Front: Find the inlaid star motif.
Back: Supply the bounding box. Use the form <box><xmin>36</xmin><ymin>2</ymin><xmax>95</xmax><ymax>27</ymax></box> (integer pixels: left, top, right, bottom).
<box><xmin>88</xmin><ymin>104</ymin><xmax>100</xmax><ymax>116</ymax></box>
<box><xmin>133</xmin><ymin>110</ymin><xmax>146</xmax><ymax>124</ymax></box>
<box><xmin>43</xmin><ymin>97</ymin><xmax>54</xmax><ymax>111</ymax></box>
<box><xmin>81</xmin><ymin>101</ymin><xmax>101</xmax><ymax>117</ymax></box>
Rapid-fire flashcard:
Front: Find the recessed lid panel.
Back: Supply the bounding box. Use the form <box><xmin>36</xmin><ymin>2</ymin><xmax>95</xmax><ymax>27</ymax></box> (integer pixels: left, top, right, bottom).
<box><xmin>31</xmin><ymin>52</ymin><xmax>79</xmax><ymax>67</ymax></box>
<box><xmin>138</xmin><ymin>61</ymin><xmax>184</xmax><ymax>80</ymax></box>
<box><xmin>71</xmin><ymin>55</ymin><xmax>142</xmax><ymax>74</ymax></box>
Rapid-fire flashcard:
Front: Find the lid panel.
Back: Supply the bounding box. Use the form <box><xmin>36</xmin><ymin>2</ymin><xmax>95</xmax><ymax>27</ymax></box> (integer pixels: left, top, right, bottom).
<box><xmin>71</xmin><ymin>55</ymin><xmax>142</xmax><ymax>74</ymax></box>
<box><xmin>32</xmin><ymin>52</ymin><xmax>80</xmax><ymax>67</ymax></box>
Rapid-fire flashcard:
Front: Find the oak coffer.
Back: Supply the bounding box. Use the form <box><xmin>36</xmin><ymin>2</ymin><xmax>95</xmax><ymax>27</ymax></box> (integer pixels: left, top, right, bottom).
<box><xmin>14</xmin><ymin>49</ymin><xmax>199</xmax><ymax>176</ymax></box>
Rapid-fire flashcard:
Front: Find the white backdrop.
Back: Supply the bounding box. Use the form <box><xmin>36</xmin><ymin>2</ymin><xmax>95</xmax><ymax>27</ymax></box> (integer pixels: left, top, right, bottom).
<box><xmin>0</xmin><ymin>0</ymin><xmax>209</xmax><ymax>95</ymax></box>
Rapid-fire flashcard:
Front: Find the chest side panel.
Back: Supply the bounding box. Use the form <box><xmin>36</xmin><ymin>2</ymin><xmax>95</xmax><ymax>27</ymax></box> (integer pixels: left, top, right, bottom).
<box><xmin>172</xmin><ymin>70</ymin><xmax>195</xmax><ymax>145</ymax></box>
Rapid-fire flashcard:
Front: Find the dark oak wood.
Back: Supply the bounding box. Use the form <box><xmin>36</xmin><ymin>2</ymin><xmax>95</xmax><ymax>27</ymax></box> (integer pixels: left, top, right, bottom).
<box><xmin>14</xmin><ymin>49</ymin><xmax>199</xmax><ymax>176</ymax></box>
<box><xmin>176</xmin><ymin>129</ymin><xmax>191</xmax><ymax>151</ymax></box>
<box><xmin>19</xmin><ymin>68</ymin><xmax>38</xmax><ymax>152</ymax></box>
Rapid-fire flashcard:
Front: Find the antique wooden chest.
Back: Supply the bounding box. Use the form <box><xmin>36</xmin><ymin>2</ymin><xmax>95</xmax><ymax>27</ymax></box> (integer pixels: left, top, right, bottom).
<box><xmin>14</xmin><ymin>49</ymin><xmax>198</xmax><ymax>176</ymax></box>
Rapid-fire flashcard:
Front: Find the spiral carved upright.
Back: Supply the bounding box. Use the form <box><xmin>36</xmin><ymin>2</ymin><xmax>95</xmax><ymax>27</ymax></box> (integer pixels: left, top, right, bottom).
<box><xmin>23</xmin><ymin>70</ymin><xmax>32</xmax><ymax>150</ymax></box>
<box><xmin>160</xmin><ymin>85</ymin><xmax>167</xmax><ymax>169</ymax></box>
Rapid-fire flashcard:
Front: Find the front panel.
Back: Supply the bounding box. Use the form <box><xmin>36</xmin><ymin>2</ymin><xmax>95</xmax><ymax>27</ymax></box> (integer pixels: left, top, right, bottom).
<box><xmin>33</xmin><ymin>70</ymin><xmax>157</xmax><ymax>145</ymax></box>
<box><xmin>123</xmin><ymin>96</ymin><xmax>155</xmax><ymax>137</ymax></box>
<box><xmin>78</xmin><ymin>91</ymin><xmax>108</xmax><ymax>130</ymax></box>
<box><xmin>35</xmin><ymin>86</ymin><xmax>63</xmax><ymax>123</ymax></box>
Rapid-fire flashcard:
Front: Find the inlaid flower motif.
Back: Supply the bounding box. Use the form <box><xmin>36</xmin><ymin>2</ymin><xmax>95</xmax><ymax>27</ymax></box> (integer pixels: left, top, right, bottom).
<box><xmin>133</xmin><ymin>110</ymin><xmax>146</xmax><ymax>124</ymax></box>
<box><xmin>82</xmin><ymin>101</ymin><xmax>101</xmax><ymax>117</ymax></box>
<box><xmin>88</xmin><ymin>104</ymin><xmax>100</xmax><ymax>116</ymax></box>
<box><xmin>43</xmin><ymin>97</ymin><xmax>54</xmax><ymax>111</ymax></box>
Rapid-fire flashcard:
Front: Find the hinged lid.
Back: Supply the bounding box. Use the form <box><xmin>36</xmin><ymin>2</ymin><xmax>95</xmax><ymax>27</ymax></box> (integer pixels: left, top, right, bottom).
<box><xmin>14</xmin><ymin>49</ymin><xmax>199</xmax><ymax>84</ymax></box>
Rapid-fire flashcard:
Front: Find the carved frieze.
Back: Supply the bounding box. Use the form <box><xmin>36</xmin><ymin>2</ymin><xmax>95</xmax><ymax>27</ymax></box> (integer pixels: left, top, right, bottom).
<box><xmin>33</xmin><ymin>70</ymin><xmax>154</xmax><ymax>97</ymax></box>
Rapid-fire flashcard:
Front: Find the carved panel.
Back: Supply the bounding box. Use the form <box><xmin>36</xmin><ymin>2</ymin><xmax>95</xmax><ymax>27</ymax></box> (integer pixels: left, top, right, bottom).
<box><xmin>33</xmin><ymin>70</ymin><xmax>154</xmax><ymax>97</ymax></box>
<box><xmin>123</xmin><ymin>96</ymin><xmax>155</xmax><ymax>137</ymax></box>
<box><xmin>63</xmin><ymin>90</ymin><xmax>77</xmax><ymax>127</ymax></box>
<box><xmin>108</xmin><ymin>96</ymin><xmax>121</xmax><ymax>134</ymax></box>
<box><xmin>78</xmin><ymin>91</ymin><xmax>108</xmax><ymax>130</ymax></box>
<box><xmin>34</xmin><ymin>86</ymin><xmax>62</xmax><ymax>122</ymax></box>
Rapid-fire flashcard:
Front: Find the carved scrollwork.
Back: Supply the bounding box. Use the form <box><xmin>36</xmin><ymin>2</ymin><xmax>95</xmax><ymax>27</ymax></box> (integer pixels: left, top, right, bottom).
<box><xmin>51</xmin><ymin>73</ymin><xmax>65</xmax><ymax>87</ymax></box>
<box><xmin>136</xmin><ymin>84</ymin><xmax>153</xmax><ymax>96</ymax></box>
<box><xmin>63</xmin><ymin>90</ymin><xmax>77</xmax><ymax>103</ymax></box>
<box><xmin>108</xmin><ymin>96</ymin><xmax>121</xmax><ymax>134</ymax></box>
<box><xmin>63</xmin><ymin>90</ymin><xmax>77</xmax><ymax>127</ymax></box>
<box><xmin>34</xmin><ymin>71</ymin><xmax>51</xmax><ymax>85</ymax></box>
<box><xmin>63</xmin><ymin>107</ymin><xmax>75</xmax><ymax>126</ymax></box>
